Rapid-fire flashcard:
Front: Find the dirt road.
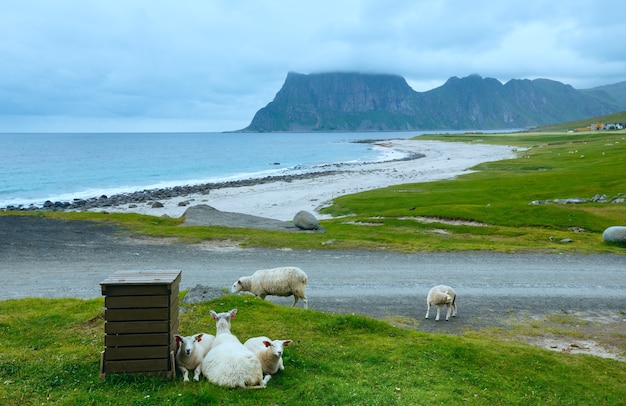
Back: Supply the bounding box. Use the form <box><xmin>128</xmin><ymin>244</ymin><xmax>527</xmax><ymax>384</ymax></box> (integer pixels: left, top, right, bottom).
<box><xmin>1</xmin><ymin>215</ymin><xmax>624</xmax><ymax>331</ymax></box>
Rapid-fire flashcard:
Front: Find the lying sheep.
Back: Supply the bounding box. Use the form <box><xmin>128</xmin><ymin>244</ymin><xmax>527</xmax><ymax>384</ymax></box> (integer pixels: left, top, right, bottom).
<box><xmin>244</xmin><ymin>336</ymin><xmax>292</xmax><ymax>375</ymax></box>
<box><xmin>425</xmin><ymin>285</ymin><xmax>457</xmax><ymax>321</ymax></box>
<box><xmin>174</xmin><ymin>332</ymin><xmax>214</xmax><ymax>382</ymax></box>
<box><xmin>231</xmin><ymin>266</ymin><xmax>308</xmax><ymax>309</ymax></box>
<box><xmin>201</xmin><ymin>309</ymin><xmax>270</xmax><ymax>388</ymax></box>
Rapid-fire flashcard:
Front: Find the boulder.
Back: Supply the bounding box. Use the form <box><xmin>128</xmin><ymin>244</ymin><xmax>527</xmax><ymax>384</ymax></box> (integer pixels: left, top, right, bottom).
<box><xmin>602</xmin><ymin>226</ymin><xmax>626</xmax><ymax>244</ymax></box>
<box><xmin>181</xmin><ymin>204</ymin><xmax>294</xmax><ymax>231</ymax></box>
<box><xmin>182</xmin><ymin>285</ymin><xmax>224</xmax><ymax>304</ymax></box>
<box><xmin>293</xmin><ymin>210</ymin><xmax>326</xmax><ymax>233</ymax></box>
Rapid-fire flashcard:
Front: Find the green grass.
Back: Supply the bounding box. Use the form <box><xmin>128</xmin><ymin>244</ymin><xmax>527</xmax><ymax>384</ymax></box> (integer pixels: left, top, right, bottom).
<box><xmin>1</xmin><ymin>295</ymin><xmax>624</xmax><ymax>405</ymax></box>
<box><xmin>3</xmin><ymin>130</ymin><xmax>625</xmax><ymax>254</ymax></box>
<box><xmin>317</xmin><ymin>130</ymin><xmax>626</xmax><ymax>252</ymax></box>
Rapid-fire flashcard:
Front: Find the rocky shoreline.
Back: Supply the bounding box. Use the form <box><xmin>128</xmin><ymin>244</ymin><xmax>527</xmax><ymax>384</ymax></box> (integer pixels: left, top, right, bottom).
<box><xmin>1</xmin><ymin>170</ymin><xmax>344</xmax><ymax>213</ymax></box>
<box><xmin>2</xmin><ymin>152</ymin><xmax>426</xmax><ymax>213</ymax></box>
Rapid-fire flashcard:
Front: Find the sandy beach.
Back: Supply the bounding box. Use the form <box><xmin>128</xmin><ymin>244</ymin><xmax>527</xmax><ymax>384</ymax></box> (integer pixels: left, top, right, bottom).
<box><xmin>87</xmin><ymin>139</ymin><xmax>518</xmax><ymax>221</ymax></box>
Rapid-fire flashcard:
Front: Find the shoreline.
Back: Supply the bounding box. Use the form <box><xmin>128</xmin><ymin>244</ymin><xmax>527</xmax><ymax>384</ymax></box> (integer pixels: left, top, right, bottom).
<box><xmin>2</xmin><ymin>140</ymin><xmax>519</xmax><ymax>221</ymax></box>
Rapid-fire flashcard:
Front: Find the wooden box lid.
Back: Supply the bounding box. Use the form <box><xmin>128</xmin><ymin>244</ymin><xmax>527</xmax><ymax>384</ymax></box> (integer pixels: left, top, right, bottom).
<box><xmin>101</xmin><ymin>270</ymin><xmax>181</xmax><ymax>295</ymax></box>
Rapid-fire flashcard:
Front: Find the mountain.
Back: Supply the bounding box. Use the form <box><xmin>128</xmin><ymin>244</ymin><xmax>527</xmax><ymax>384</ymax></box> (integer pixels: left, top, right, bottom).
<box><xmin>243</xmin><ymin>72</ymin><xmax>424</xmax><ymax>132</ymax></box>
<box><xmin>241</xmin><ymin>72</ymin><xmax>624</xmax><ymax>132</ymax></box>
<box><xmin>581</xmin><ymin>81</ymin><xmax>626</xmax><ymax>108</ymax></box>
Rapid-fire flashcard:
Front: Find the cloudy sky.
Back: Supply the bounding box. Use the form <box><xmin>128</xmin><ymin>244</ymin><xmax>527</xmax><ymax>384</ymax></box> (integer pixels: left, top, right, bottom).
<box><xmin>2</xmin><ymin>0</ymin><xmax>625</xmax><ymax>133</ymax></box>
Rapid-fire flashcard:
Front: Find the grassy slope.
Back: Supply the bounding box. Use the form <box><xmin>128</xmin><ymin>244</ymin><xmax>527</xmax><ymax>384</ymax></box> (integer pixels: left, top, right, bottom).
<box><xmin>533</xmin><ymin>110</ymin><xmax>626</xmax><ymax>131</ymax></box>
<box><xmin>318</xmin><ymin>130</ymin><xmax>626</xmax><ymax>252</ymax></box>
<box><xmin>0</xmin><ymin>295</ymin><xmax>624</xmax><ymax>405</ymax></box>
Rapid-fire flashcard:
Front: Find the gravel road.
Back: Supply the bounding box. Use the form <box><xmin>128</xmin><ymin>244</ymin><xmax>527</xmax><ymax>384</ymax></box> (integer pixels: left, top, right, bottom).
<box><xmin>1</xmin><ymin>215</ymin><xmax>625</xmax><ymax>339</ymax></box>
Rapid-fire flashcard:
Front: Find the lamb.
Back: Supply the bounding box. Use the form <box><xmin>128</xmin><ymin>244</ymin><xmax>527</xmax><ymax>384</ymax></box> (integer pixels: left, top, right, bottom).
<box><xmin>174</xmin><ymin>332</ymin><xmax>214</xmax><ymax>382</ymax></box>
<box><xmin>231</xmin><ymin>266</ymin><xmax>308</xmax><ymax>309</ymax></box>
<box><xmin>201</xmin><ymin>309</ymin><xmax>271</xmax><ymax>388</ymax></box>
<box><xmin>244</xmin><ymin>336</ymin><xmax>292</xmax><ymax>375</ymax></box>
<box><xmin>425</xmin><ymin>285</ymin><xmax>457</xmax><ymax>321</ymax></box>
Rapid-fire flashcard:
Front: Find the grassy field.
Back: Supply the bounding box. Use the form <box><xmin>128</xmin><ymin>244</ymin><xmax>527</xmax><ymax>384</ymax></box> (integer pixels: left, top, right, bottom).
<box><xmin>318</xmin><ymin>129</ymin><xmax>626</xmax><ymax>252</ymax></box>
<box><xmin>1</xmin><ymin>295</ymin><xmax>624</xmax><ymax>405</ymax></box>
<box><xmin>11</xmin><ymin>129</ymin><xmax>625</xmax><ymax>254</ymax></box>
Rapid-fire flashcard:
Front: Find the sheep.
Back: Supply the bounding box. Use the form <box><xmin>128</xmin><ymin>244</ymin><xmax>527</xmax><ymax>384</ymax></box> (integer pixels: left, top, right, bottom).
<box><xmin>201</xmin><ymin>309</ymin><xmax>271</xmax><ymax>388</ymax></box>
<box><xmin>244</xmin><ymin>336</ymin><xmax>292</xmax><ymax>375</ymax></box>
<box><xmin>174</xmin><ymin>332</ymin><xmax>214</xmax><ymax>382</ymax></box>
<box><xmin>425</xmin><ymin>285</ymin><xmax>457</xmax><ymax>321</ymax></box>
<box><xmin>231</xmin><ymin>266</ymin><xmax>308</xmax><ymax>309</ymax></box>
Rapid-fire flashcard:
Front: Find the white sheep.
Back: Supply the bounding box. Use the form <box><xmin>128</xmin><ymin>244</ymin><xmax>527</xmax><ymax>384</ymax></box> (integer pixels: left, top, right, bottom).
<box><xmin>425</xmin><ymin>285</ymin><xmax>457</xmax><ymax>321</ymax></box>
<box><xmin>244</xmin><ymin>336</ymin><xmax>292</xmax><ymax>375</ymax></box>
<box><xmin>231</xmin><ymin>266</ymin><xmax>308</xmax><ymax>309</ymax></box>
<box><xmin>201</xmin><ymin>309</ymin><xmax>271</xmax><ymax>388</ymax></box>
<box><xmin>174</xmin><ymin>332</ymin><xmax>214</xmax><ymax>382</ymax></box>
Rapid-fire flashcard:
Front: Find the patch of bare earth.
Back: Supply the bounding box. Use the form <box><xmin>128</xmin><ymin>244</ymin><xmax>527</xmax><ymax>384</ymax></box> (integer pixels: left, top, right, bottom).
<box><xmin>343</xmin><ymin>216</ymin><xmax>488</xmax><ymax>229</ymax></box>
<box><xmin>497</xmin><ymin>310</ymin><xmax>625</xmax><ymax>362</ymax></box>
<box><xmin>398</xmin><ymin>216</ymin><xmax>488</xmax><ymax>227</ymax></box>
<box><xmin>386</xmin><ymin>310</ymin><xmax>625</xmax><ymax>362</ymax></box>
<box><xmin>519</xmin><ymin>336</ymin><xmax>625</xmax><ymax>361</ymax></box>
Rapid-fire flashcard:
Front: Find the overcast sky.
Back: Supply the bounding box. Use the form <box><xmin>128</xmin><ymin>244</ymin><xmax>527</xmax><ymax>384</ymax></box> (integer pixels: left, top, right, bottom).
<box><xmin>2</xmin><ymin>0</ymin><xmax>625</xmax><ymax>133</ymax></box>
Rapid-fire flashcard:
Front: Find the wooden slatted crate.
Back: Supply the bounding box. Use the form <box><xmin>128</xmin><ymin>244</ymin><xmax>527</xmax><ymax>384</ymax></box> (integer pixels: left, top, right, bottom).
<box><xmin>100</xmin><ymin>270</ymin><xmax>181</xmax><ymax>379</ymax></box>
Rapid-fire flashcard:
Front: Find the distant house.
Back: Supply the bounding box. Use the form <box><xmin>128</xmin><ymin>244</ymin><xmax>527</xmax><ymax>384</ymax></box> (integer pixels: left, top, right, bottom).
<box><xmin>603</xmin><ymin>123</ymin><xmax>624</xmax><ymax>130</ymax></box>
<box><xmin>577</xmin><ymin>122</ymin><xmax>624</xmax><ymax>131</ymax></box>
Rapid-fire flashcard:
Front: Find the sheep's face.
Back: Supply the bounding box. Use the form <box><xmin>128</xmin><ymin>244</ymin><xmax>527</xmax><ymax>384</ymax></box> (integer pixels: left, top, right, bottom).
<box><xmin>444</xmin><ymin>294</ymin><xmax>452</xmax><ymax>304</ymax></box>
<box><xmin>231</xmin><ymin>280</ymin><xmax>243</xmax><ymax>293</ymax></box>
<box><xmin>175</xmin><ymin>335</ymin><xmax>197</xmax><ymax>356</ymax></box>
<box><xmin>264</xmin><ymin>339</ymin><xmax>292</xmax><ymax>357</ymax></box>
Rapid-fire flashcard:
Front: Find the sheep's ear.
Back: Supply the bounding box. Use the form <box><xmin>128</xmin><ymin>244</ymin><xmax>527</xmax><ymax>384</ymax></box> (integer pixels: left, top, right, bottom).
<box><xmin>174</xmin><ymin>334</ymin><xmax>182</xmax><ymax>343</ymax></box>
<box><xmin>283</xmin><ymin>340</ymin><xmax>292</xmax><ymax>346</ymax></box>
<box><xmin>229</xmin><ymin>309</ymin><xmax>238</xmax><ymax>318</ymax></box>
<box><xmin>262</xmin><ymin>340</ymin><xmax>272</xmax><ymax>348</ymax></box>
<box><xmin>195</xmin><ymin>333</ymin><xmax>204</xmax><ymax>342</ymax></box>
<box><xmin>210</xmin><ymin>310</ymin><xmax>218</xmax><ymax>320</ymax></box>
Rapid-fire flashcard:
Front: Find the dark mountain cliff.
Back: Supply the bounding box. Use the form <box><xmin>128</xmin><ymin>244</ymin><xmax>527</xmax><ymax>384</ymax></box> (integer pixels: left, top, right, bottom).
<box><xmin>241</xmin><ymin>72</ymin><xmax>624</xmax><ymax>132</ymax></box>
<box><xmin>245</xmin><ymin>72</ymin><xmax>424</xmax><ymax>132</ymax></box>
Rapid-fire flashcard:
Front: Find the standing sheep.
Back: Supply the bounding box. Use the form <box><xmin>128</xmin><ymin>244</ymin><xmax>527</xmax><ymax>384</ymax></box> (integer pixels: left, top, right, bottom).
<box><xmin>201</xmin><ymin>309</ymin><xmax>270</xmax><ymax>388</ymax></box>
<box><xmin>174</xmin><ymin>332</ymin><xmax>214</xmax><ymax>382</ymax></box>
<box><xmin>244</xmin><ymin>336</ymin><xmax>292</xmax><ymax>375</ymax></box>
<box><xmin>231</xmin><ymin>266</ymin><xmax>308</xmax><ymax>309</ymax></box>
<box><xmin>425</xmin><ymin>285</ymin><xmax>457</xmax><ymax>321</ymax></box>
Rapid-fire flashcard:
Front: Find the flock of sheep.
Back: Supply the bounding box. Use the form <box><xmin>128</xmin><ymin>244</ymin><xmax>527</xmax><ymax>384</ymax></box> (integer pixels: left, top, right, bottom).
<box><xmin>175</xmin><ymin>309</ymin><xmax>292</xmax><ymax>388</ymax></box>
<box><xmin>174</xmin><ymin>266</ymin><xmax>457</xmax><ymax>388</ymax></box>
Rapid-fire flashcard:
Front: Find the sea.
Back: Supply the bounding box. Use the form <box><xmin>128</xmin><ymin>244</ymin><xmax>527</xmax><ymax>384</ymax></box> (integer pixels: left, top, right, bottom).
<box><xmin>0</xmin><ymin>131</ymin><xmax>425</xmax><ymax>209</ymax></box>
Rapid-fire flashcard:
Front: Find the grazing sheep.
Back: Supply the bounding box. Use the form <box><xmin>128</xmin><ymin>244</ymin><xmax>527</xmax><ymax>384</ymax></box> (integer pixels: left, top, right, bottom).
<box><xmin>244</xmin><ymin>336</ymin><xmax>292</xmax><ymax>375</ymax></box>
<box><xmin>201</xmin><ymin>309</ymin><xmax>270</xmax><ymax>388</ymax></box>
<box><xmin>231</xmin><ymin>266</ymin><xmax>308</xmax><ymax>309</ymax></box>
<box><xmin>174</xmin><ymin>332</ymin><xmax>214</xmax><ymax>382</ymax></box>
<box><xmin>425</xmin><ymin>285</ymin><xmax>457</xmax><ymax>321</ymax></box>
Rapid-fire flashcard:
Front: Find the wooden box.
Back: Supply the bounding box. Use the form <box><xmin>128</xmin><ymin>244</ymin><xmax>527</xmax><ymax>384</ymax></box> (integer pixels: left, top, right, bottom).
<box><xmin>100</xmin><ymin>270</ymin><xmax>181</xmax><ymax>379</ymax></box>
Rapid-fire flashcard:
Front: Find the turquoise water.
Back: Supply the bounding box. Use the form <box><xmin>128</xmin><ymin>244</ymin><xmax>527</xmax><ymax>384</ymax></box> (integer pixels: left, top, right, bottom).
<box><xmin>0</xmin><ymin>131</ymin><xmax>416</xmax><ymax>208</ymax></box>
